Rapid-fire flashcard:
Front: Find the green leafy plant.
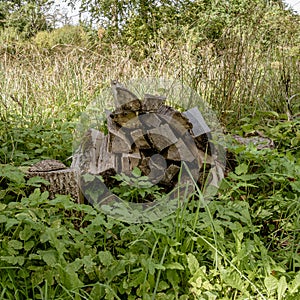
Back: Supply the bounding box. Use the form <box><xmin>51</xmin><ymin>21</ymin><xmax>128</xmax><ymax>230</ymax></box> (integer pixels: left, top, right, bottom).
<box><xmin>111</xmin><ymin>167</ymin><xmax>163</xmax><ymax>203</ymax></box>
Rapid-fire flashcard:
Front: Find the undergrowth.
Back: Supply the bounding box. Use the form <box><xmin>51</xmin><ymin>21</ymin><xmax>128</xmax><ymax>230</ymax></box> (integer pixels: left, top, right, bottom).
<box><xmin>0</xmin><ymin>114</ymin><xmax>299</xmax><ymax>299</ymax></box>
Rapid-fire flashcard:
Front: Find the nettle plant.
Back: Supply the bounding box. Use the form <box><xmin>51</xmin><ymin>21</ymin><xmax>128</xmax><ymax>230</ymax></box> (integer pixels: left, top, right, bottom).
<box><xmin>111</xmin><ymin>167</ymin><xmax>164</xmax><ymax>203</ymax></box>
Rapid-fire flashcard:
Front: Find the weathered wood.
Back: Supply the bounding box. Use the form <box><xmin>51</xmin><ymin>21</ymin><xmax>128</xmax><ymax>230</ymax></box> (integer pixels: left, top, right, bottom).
<box><xmin>111</xmin><ymin>80</ymin><xmax>141</xmax><ymax>111</ymax></box>
<box><xmin>139</xmin><ymin>113</ymin><xmax>162</xmax><ymax>128</ymax></box>
<box><xmin>139</xmin><ymin>156</ymin><xmax>150</xmax><ymax>176</ymax></box>
<box><xmin>109</xmin><ymin>134</ymin><xmax>132</xmax><ymax>153</ymax></box>
<box><xmin>106</xmin><ymin>109</ymin><xmax>133</xmax><ymax>154</ymax></box>
<box><xmin>121</xmin><ymin>152</ymin><xmax>141</xmax><ymax>173</ymax></box>
<box><xmin>27</xmin><ymin>166</ymin><xmax>81</xmax><ymax>202</ymax></box>
<box><xmin>29</xmin><ymin>159</ymin><xmax>67</xmax><ymax>172</ymax></box>
<box><xmin>142</xmin><ymin>94</ymin><xmax>166</xmax><ymax>111</ymax></box>
<box><xmin>71</xmin><ymin>128</ymin><xmax>105</xmax><ymax>174</ymax></box>
<box><xmin>148</xmin><ymin>154</ymin><xmax>167</xmax><ymax>178</ymax></box>
<box><xmin>97</xmin><ymin>135</ymin><xmax>118</xmax><ymax>174</ymax></box>
<box><xmin>157</xmin><ymin>105</ymin><xmax>192</xmax><ymax>136</ymax></box>
<box><xmin>160</xmin><ymin>165</ymin><xmax>180</xmax><ymax>186</ymax></box>
<box><xmin>131</xmin><ymin>129</ymin><xmax>151</xmax><ymax>149</ymax></box>
<box><xmin>147</xmin><ymin>123</ymin><xmax>178</xmax><ymax>151</ymax></box>
<box><xmin>232</xmin><ymin>134</ymin><xmax>274</xmax><ymax>150</ymax></box>
<box><xmin>194</xmin><ymin>133</ymin><xmax>213</xmax><ymax>155</ymax></box>
<box><xmin>166</xmin><ymin>138</ymin><xmax>196</xmax><ymax>162</ymax></box>
<box><xmin>183</xmin><ymin>107</ymin><xmax>211</xmax><ymax>137</ymax></box>
<box><xmin>109</xmin><ymin>110</ymin><xmax>138</xmax><ymax>127</ymax></box>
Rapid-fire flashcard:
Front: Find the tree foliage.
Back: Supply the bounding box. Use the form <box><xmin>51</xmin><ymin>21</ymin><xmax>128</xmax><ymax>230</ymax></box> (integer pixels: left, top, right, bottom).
<box><xmin>0</xmin><ymin>0</ymin><xmax>53</xmax><ymax>38</ymax></box>
<box><xmin>69</xmin><ymin>0</ymin><xmax>296</xmax><ymax>47</ymax></box>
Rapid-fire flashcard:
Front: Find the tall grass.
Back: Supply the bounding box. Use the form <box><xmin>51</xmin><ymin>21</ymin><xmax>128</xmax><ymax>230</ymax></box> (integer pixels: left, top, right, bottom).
<box><xmin>0</xmin><ymin>5</ymin><xmax>299</xmax><ymax>127</ymax></box>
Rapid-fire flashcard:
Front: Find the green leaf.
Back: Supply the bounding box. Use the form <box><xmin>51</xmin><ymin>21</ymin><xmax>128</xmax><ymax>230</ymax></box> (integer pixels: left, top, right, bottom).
<box><xmin>289</xmin><ymin>272</ymin><xmax>300</xmax><ymax>294</ymax></box>
<box><xmin>132</xmin><ymin>167</ymin><xmax>141</xmax><ymax>177</ymax></box>
<box><xmin>167</xmin><ymin>269</ymin><xmax>180</xmax><ymax>288</ymax></box>
<box><xmin>165</xmin><ymin>262</ymin><xmax>184</xmax><ymax>270</ymax></box>
<box><xmin>58</xmin><ymin>265</ymin><xmax>84</xmax><ymax>290</ymax></box>
<box><xmin>235</xmin><ymin>163</ymin><xmax>248</xmax><ymax>175</ymax></box>
<box><xmin>89</xmin><ymin>282</ymin><xmax>105</xmax><ymax>299</ymax></box>
<box><xmin>0</xmin><ymin>203</ymin><xmax>7</xmax><ymax>211</ymax></box>
<box><xmin>24</xmin><ymin>240</ymin><xmax>35</xmax><ymax>251</ymax></box>
<box><xmin>98</xmin><ymin>251</ymin><xmax>115</xmax><ymax>267</ymax></box>
<box><xmin>82</xmin><ymin>255</ymin><xmax>96</xmax><ymax>274</ymax></box>
<box><xmin>0</xmin><ymin>215</ymin><xmax>7</xmax><ymax>223</ymax></box>
<box><xmin>27</xmin><ymin>176</ymin><xmax>49</xmax><ymax>187</ymax></box>
<box><xmin>187</xmin><ymin>253</ymin><xmax>200</xmax><ymax>274</ymax></box>
<box><xmin>8</xmin><ymin>240</ymin><xmax>23</xmax><ymax>250</ymax></box>
<box><xmin>39</xmin><ymin>250</ymin><xmax>58</xmax><ymax>267</ymax></box>
<box><xmin>5</xmin><ymin>218</ymin><xmax>19</xmax><ymax>230</ymax></box>
<box><xmin>19</xmin><ymin>224</ymin><xmax>35</xmax><ymax>241</ymax></box>
<box><xmin>264</xmin><ymin>275</ymin><xmax>278</xmax><ymax>295</ymax></box>
<box><xmin>277</xmin><ymin>276</ymin><xmax>287</xmax><ymax>300</ymax></box>
<box><xmin>1</xmin><ymin>255</ymin><xmax>25</xmax><ymax>266</ymax></box>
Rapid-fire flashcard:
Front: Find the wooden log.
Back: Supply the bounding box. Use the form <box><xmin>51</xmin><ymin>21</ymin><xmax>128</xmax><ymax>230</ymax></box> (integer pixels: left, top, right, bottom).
<box><xmin>97</xmin><ymin>135</ymin><xmax>118</xmax><ymax>174</ymax></box>
<box><xmin>27</xmin><ymin>161</ymin><xmax>81</xmax><ymax>202</ymax></box>
<box><xmin>139</xmin><ymin>113</ymin><xmax>162</xmax><ymax>128</ymax></box>
<box><xmin>109</xmin><ymin>110</ymin><xmax>138</xmax><ymax>127</ymax></box>
<box><xmin>157</xmin><ymin>105</ymin><xmax>192</xmax><ymax>136</ymax></box>
<box><xmin>160</xmin><ymin>165</ymin><xmax>180</xmax><ymax>186</ymax></box>
<box><xmin>130</xmin><ymin>129</ymin><xmax>151</xmax><ymax>149</ymax></box>
<box><xmin>111</xmin><ymin>80</ymin><xmax>141</xmax><ymax>111</ymax></box>
<box><xmin>147</xmin><ymin>123</ymin><xmax>178</xmax><ymax>151</ymax></box>
<box><xmin>142</xmin><ymin>94</ymin><xmax>166</xmax><ymax>111</ymax></box>
<box><xmin>166</xmin><ymin>138</ymin><xmax>196</xmax><ymax>162</ymax></box>
<box><xmin>139</xmin><ymin>156</ymin><xmax>150</xmax><ymax>176</ymax></box>
<box><xmin>148</xmin><ymin>154</ymin><xmax>167</xmax><ymax>181</ymax></box>
<box><xmin>106</xmin><ymin>110</ymin><xmax>133</xmax><ymax>152</ymax></box>
<box><xmin>109</xmin><ymin>134</ymin><xmax>132</xmax><ymax>153</ymax></box>
<box><xmin>71</xmin><ymin>128</ymin><xmax>105</xmax><ymax>174</ymax></box>
<box><xmin>121</xmin><ymin>152</ymin><xmax>141</xmax><ymax>174</ymax></box>
<box><xmin>183</xmin><ymin>107</ymin><xmax>211</xmax><ymax>137</ymax></box>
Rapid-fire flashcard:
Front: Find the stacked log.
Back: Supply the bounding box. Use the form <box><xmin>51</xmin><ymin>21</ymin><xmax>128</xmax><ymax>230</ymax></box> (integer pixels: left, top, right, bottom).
<box><xmin>71</xmin><ymin>81</ymin><xmax>224</xmax><ymax>201</ymax></box>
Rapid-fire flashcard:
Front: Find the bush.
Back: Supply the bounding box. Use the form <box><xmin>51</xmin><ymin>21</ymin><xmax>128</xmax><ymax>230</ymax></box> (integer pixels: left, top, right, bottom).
<box><xmin>33</xmin><ymin>25</ymin><xmax>89</xmax><ymax>50</ymax></box>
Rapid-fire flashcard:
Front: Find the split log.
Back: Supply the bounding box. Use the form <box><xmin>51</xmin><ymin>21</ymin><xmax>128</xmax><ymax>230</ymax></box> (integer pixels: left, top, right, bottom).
<box><xmin>142</xmin><ymin>94</ymin><xmax>166</xmax><ymax>111</ymax></box>
<box><xmin>131</xmin><ymin>129</ymin><xmax>151</xmax><ymax>149</ymax></box>
<box><xmin>111</xmin><ymin>80</ymin><xmax>141</xmax><ymax>111</ymax></box>
<box><xmin>147</xmin><ymin>123</ymin><xmax>178</xmax><ymax>151</ymax></box>
<box><xmin>71</xmin><ymin>128</ymin><xmax>104</xmax><ymax>174</ymax></box>
<box><xmin>166</xmin><ymin>138</ymin><xmax>196</xmax><ymax>162</ymax></box>
<box><xmin>139</xmin><ymin>113</ymin><xmax>162</xmax><ymax>128</ymax></box>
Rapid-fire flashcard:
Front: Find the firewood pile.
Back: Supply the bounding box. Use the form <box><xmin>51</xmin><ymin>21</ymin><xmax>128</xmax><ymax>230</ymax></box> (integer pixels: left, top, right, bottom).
<box><xmin>71</xmin><ymin>81</ymin><xmax>225</xmax><ymax>201</ymax></box>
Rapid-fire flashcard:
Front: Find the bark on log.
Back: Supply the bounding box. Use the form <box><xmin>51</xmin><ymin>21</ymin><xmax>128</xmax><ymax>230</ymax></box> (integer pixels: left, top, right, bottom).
<box><xmin>27</xmin><ymin>161</ymin><xmax>81</xmax><ymax>202</ymax></box>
